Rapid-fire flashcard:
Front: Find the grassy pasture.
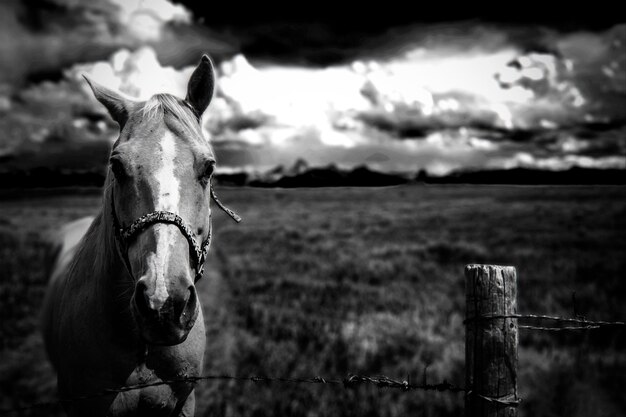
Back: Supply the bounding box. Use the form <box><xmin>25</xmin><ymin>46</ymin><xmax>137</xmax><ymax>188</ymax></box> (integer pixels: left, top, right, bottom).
<box><xmin>1</xmin><ymin>185</ymin><xmax>625</xmax><ymax>416</ymax></box>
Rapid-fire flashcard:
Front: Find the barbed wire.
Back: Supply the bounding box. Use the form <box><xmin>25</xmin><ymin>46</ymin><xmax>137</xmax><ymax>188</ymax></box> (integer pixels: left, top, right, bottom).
<box><xmin>249</xmin><ymin>298</ymin><xmax>625</xmax><ymax>332</ymax></box>
<box><xmin>469</xmin><ymin>392</ymin><xmax>522</xmax><ymax>407</ymax></box>
<box><xmin>5</xmin><ymin>309</ymin><xmax>619</xmax><ymax>414</ymax></box>
<box><xmin>0</xmin><ymin>373</ymin><xmax>524</xmax><ymax>415</ymax></box>
<box><xmin>246</xmin><ymin>304</ymin><xmax>623</xmax><ymax>335</ymax></box>
<box><xmin>463</xmin><ymin>313</ymin><xmax>625</xmax><ymax>331</ymax></box>
<box><xmin>0</xmin><ymin>373</ymin><xmax>467</xmax><ymax>415</ymax></box>
<box><xmin>2</xmin><ymin>296</ymin><xmax>620</xmax><ymax>416</ymax></box>
<box><xmin>518</xmin><ymin>324</ymin><xmax>602</xmax><ymax>331</ymax></box>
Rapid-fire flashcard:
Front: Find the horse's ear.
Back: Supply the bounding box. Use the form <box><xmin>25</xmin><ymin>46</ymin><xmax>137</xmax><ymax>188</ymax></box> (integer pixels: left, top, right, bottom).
<box><xmin>83</xmin><ymin>75</ymin><xmax>132</xmax><ymax>128</ymax></box>
<box><xmin>186</xmin><ymin>54</ymin><xmax>215</xmax><ymax>118</ymax></box>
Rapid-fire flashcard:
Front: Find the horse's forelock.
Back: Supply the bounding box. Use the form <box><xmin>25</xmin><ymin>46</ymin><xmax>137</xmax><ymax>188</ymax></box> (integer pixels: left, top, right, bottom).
<box><xmin>140</xmin><ymin>94</ymin><xmax>202</xmax><ymax>140</ymax></box>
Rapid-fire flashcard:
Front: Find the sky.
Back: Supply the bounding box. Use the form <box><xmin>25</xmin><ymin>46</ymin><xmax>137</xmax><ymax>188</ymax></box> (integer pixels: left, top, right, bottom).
<box><xmin>0</xmin><ymin>0</ymin><xmax>624</xmax><ymax>176</ymax></box>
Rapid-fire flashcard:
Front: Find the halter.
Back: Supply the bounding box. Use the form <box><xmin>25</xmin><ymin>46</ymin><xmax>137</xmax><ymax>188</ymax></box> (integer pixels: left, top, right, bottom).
<box><xmin>111</xmin><ymin>183</ymin><xmax>241</xmax><ymax>282</ymax></box>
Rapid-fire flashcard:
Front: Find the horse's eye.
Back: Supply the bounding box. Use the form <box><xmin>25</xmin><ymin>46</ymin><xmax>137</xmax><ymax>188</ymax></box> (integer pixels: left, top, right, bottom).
<box><xmin>199</xmin><ymin>160</ymin><xmax>215</xmax><ymax>186</ymax></box>
<box><xmin>109</xmin><ymin>157</ymin><xmax>128</xmax><ymax>180</ymax></box>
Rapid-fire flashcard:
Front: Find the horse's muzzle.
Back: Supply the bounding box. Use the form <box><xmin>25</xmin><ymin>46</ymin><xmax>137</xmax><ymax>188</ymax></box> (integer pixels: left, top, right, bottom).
<box><xmin>132</xmin><ymin>282</ymin><xmax>199</xmax><ymax>346</ymax></box>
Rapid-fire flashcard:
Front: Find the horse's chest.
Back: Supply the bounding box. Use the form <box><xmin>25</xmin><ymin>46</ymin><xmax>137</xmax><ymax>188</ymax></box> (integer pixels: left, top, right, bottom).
<box><xmin>108</xmin><ymin>355</ymin><xmax>198</xmax><ymax>415</ymax></box>
<box><xmin>129</xmin><ymin>351</ymin><xmax>199</xmax><ymax>383</ymax></box>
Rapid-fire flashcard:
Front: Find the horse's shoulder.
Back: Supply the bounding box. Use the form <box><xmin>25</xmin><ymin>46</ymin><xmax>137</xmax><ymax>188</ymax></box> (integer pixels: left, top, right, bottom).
<box><xmin>41</xmin><ymin>216</ymin><xmax>96</xmax><ymax>363</ymax></box>
<box><xmin>45</xmin><ymin>216</ymin><xmax>95</xmax><ymax>288</ymax></box>
<box><xmin>58</xmin><ymin>216</ymin><xmax>95</xmax><ymax>250</ymax></box>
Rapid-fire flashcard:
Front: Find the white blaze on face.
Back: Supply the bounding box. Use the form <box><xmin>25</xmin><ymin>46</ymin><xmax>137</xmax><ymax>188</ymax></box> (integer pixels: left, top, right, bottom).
<box><xmin>145</xmin><ymin>130</ymin><xmax>180</xmax><ymax>310</ymax></box>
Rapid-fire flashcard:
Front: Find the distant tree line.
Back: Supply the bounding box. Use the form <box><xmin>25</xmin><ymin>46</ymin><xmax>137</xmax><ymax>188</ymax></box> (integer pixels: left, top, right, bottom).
<box><xmin>1</xmin><ymin>165</ymin><xmax>625</xmax><ymax>189</ymax></box>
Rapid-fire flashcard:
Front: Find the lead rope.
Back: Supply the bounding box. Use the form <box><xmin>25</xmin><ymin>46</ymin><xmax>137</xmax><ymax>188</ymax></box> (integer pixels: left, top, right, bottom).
<box><xmin>210</xmin><ymin>187</ymin><xmax>242</xmax><ymax>223</ymax></box>
<box><xmin>195</xmin><ymin>183</ymin><xmax>241</xmax><ymax>281</ymax></box>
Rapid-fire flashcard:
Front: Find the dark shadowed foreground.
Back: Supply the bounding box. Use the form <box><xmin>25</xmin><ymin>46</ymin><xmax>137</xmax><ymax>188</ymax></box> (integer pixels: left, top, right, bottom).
<box><xmin>1</xmin><ymin>185</ymin><xmax>625</xmax><ymax>416</ymax></box>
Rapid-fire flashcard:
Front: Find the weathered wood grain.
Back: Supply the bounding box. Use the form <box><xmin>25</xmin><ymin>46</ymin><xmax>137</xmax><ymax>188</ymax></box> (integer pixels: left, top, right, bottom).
<box><xmin>465</xmin><ymin>264</ymin><xmax>519</xmax><ymax>417</ymax></box>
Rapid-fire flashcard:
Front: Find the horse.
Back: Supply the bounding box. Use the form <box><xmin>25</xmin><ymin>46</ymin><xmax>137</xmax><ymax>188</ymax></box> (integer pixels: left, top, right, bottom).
<box><xmin>41</xmin><ymin>55</ymin><xmax>240</xmax><ymax>416</ymax></box>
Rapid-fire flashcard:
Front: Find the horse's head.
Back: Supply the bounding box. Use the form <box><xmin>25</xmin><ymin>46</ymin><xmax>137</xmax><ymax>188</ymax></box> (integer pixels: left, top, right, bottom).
<box><xmin>86</xmin><ymin>56</ymin><xmax>227</xmax><ymax>345</ymax></box>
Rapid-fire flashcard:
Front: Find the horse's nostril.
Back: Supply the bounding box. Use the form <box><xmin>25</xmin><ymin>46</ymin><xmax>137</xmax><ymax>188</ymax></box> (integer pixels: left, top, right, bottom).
<box><xmin>143</xmin><ymin>289</ymin><xmax>151</xmax><ymax>309</ymax></box>
<box><xmin>172</xmin><ymin>287</ymin><xmax>189</xmax><ymax>318</ymax></box>
<box><xmin>180</xmin><ymin>286</ymin><xmax>198</xmax><ymax>325</ymax></box>
<box><xmin>134</xmin><ymin>281</ymin><xmax>152</xmax><ymax>314</ymax></box>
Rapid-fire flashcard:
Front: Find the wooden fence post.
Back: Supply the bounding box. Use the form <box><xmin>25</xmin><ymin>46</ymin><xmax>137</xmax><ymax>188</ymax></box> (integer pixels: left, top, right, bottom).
<box><xmin>465</xmin><ymin>264</ymin><xmax>519</xmax><ymax>417</ymax></box>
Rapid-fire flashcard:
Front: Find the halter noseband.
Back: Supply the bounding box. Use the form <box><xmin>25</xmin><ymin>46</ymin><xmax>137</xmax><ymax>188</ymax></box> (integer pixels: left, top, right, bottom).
<box><xmin>111</xmin><ymin>185</ymin><xmax>241</xmax><ymax>282</ymax></box>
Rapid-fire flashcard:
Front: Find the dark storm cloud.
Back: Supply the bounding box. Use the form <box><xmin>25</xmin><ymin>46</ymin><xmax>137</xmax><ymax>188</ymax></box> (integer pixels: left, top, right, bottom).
<box><xmin>0</xmin><ymin>0</ymin><xmax>128</xmax><ymax>87</ymax></box>
<box><xmin>150</xmin><ymin>23</ymin><xmax>237</xmax><ymax>67</ymax></box>
<box><xmin>177</xmin><ymin>0</ymin><xmax>624</xmax><ymax>65</ymax></box>
<box><xmin>356</xmin><ymin>108</ymin><xmax>503</xmax><ymax>139</ymax></box>
<box><xmin>555</xmin><ymin>124</ymin><xmax>626</xmax><ymax>158</ymax></box>
<box><xmin>356</xmin><ymin>108</ymin><xmax>625</xmax><ymax>155</ymax></box>
<box><xmin>213</xmin><ymin>112</ymin><xmax>272</xmax><ymax>132</ymax></box>
<box><xmin>145</xmin><ymin>21</ymin><xmax>555</xmax><ymax>66</ymax></box>
<box><xmin>180</xmin><ymin>0</ymin><xmax>622</xmax><ymax>26</ymax></box>
<box><xmin>0</xmin><ymin>0</ymin><xmax>237</xmax><ymax>89</ymax></box>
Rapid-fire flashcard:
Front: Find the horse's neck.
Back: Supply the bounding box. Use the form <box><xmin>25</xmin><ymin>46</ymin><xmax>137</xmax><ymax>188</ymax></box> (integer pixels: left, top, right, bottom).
<box><xmin>95</xmin><ymin>183</ymin><xmax>127</xmax><ymax>277</ymax></box>
<box><xmin>69</xmin><ymin>194</ymin><xmax>135</xmax><ymax>334</ymax></box>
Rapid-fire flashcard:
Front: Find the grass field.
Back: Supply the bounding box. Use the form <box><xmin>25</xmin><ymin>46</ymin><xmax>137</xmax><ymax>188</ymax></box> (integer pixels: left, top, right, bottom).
<box><xmin>1</xmin><ymin>185</ymin><xmax>625</xmax><ymax>417</ymax></box>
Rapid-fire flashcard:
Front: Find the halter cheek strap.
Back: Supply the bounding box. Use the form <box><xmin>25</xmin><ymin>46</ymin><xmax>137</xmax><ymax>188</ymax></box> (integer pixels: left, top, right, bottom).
<box><xmin>111</xmin><ymin>183</ymin><xmax>241</xmax><ymax>282</ymax></box>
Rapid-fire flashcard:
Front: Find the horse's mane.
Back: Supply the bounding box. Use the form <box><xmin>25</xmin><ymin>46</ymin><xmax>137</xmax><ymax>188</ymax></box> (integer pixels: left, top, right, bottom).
<box><xmin>65</xmin><ymin>177</ymin><xmax>118</xmax><ymax>288</ymax></box>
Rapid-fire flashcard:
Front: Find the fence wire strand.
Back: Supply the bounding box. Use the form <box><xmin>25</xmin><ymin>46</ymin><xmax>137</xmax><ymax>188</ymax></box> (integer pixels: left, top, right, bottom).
<box><xmin>0</xmin><ymin>373</ymin><xmax>466</xmax><ymax>415</ymax></box>
<box><xmin>463</xmin><ymin>313</ymin><xmax>625</xmax><ymax>331</ymax></box>
<box><xmin>518</xmin><ymin>324</ymin><xmax>602</xmax><ymax>331</ymax></box>
<box><xmin>469</xmin><ymin>392</ymin><xmax>522</xmax><ymax>407</ymax></box>
<box><xmin>2</xmin><ymin>312</ymin><xmax>621</xmax><ymax>415</ymax></box>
